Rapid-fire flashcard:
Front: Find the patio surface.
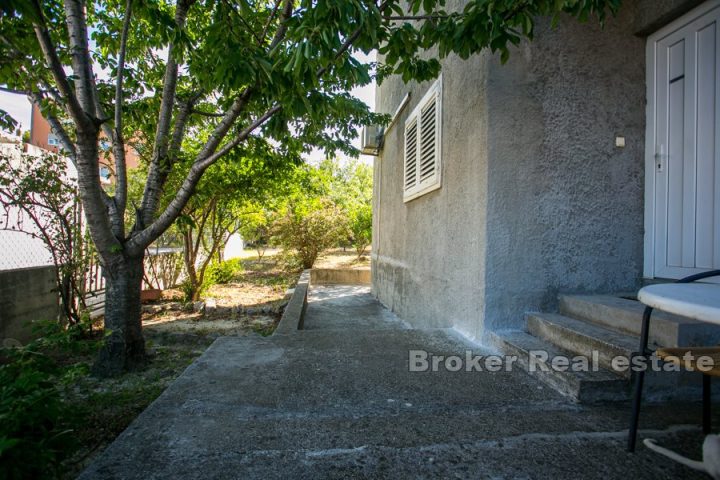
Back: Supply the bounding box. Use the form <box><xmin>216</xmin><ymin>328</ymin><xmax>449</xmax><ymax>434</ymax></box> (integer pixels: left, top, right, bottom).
<box><xmin>80</xmin><ymin>285</ymin><xmax>711</xmax><ymax>479</ymax></box>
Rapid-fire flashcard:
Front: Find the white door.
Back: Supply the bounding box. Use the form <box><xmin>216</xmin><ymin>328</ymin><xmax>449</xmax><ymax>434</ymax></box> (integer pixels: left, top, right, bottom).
<box><xmin>645</xmin><ymin>1</ymin><xmax>720</xmax><ymax>279</ymax></box>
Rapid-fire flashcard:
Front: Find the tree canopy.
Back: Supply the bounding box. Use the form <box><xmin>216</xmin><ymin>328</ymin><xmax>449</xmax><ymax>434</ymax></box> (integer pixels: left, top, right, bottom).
<box><xmin>0</xmin><ymin>0</ymin><xmax>621</xmax><ymax>258</ymax></box>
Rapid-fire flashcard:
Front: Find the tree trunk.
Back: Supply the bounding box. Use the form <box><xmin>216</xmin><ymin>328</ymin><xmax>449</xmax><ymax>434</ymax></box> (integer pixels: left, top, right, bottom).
<box><xmin>92</xmin><ymin>254</ymin><xmax>146</xmax><ymax>377</ymax></box>
<box><xmin>184</xmin><ymin>258</ymin><xmax>202</xmax><ymax>302</ymax></box>
<box><xmin>188</xmin><ymin>266</ymin><xmax>201</xmax><ymax>301</ymax></box>
<box><xmin>182</xmin><ymin>230</ymin><xmax>201</xmax><ymax>301</ymax></box>
<box><xmin>302</xmin><ymin>252</ymin><xmax>316</xmax><ymax>270</ymax></box>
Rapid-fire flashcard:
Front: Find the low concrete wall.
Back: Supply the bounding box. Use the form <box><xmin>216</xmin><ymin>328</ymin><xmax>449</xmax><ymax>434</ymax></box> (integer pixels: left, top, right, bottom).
<box><xmin>274</xmin><ymin>270</ymin><xmax>310</xmax><ymax>334</ymax></box>
<box><xmin>311</xmin><ymin>268</ymin><xmax>370</xmax><ymax>285</ymax></box>
<box><xmin>0</xmin><ymin>265</ymin><xmax>59</xmax><ymax>345</ymax></box>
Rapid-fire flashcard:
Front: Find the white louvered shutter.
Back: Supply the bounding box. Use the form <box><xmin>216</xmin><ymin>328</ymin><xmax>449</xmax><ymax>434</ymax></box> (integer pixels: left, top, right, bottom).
<box><xmin>418</xmin><ymin>94</ymin><xmax>438</xmax><ymax>185</ymax></box>
<box><xmin>403</xmin><ymin>77</ymin><xmax>441</xmax><ymax>202</ymax></box>
<box><xmin>404</xmin><ymin>118</ymin><xmax>418</xmax><ymax>191</ymax></box>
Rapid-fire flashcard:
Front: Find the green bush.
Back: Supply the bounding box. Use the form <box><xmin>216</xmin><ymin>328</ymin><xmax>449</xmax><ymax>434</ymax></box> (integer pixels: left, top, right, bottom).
<box><xmin>181</xmin><ymin>258</ymin><xmax>245</xmax><ymax>302</ymax></box>
<box><xmin>31</xmin><ymin>315</ymin><xmax>101</xmax><ymax>356</ymax></box>
<box><xmin>206</xmin><ymin>258</ymin><xmax>243</xmax><ymax>285</ymax></box>
<box><xmin>349</xmin><ymin>203</ymin><xmax>372</xmax><ymax>259</ymax></box>
<box><xmin>271</xmin><ymin>199</ymin><xmax>349</xmax><ymax>269</ymax></box>
<box><xmin>0</xmin><ymin>347</ymin><xmax>76</xmax><ymax>479</ymax></box>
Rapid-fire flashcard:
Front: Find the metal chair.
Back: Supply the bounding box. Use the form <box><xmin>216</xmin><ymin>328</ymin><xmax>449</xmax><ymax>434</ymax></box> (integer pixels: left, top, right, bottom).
<box><xmin>627</xmin><ymin>269</ymin><xmax>720</xmax><ymax>452</ymax></box>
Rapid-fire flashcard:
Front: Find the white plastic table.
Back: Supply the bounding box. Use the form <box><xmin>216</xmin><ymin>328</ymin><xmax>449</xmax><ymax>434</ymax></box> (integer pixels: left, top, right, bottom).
<box><xmin>637</xmin><ymin>283</ymin><xmax>720</xmax><ymax>325</ymax></box>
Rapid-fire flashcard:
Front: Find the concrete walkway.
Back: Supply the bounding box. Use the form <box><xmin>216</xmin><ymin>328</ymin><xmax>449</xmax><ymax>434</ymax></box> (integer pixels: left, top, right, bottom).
<box><xmin>81</xmin><ymin>285</ymin><xmax>711</xmax><ymax>479</ymax></box>
<box><xmin>302</xmin><ymin>285</ymin><xmax>408</xmax><ymax>331</ymax></box>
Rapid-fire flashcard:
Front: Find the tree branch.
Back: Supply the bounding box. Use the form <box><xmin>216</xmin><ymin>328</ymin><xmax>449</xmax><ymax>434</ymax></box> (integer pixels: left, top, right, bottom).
<box><xmin>30</xmin><ymin>2</ymin><xmax>118</xmax><ymax>261</ymax></box>
<box><xmin>0</xmin><ymin>34</ymin><xmax>66</xmax><ymax>113</ymax></box>
<box><xmin>190</xmin><ymin>109</ymin><xmax>225</xmax><ymax>118</ymax></box>
<box><xmin>0</xmin><ymin>37</ymin><xmax>75</xmax><ymax>156</ymax></box>
<box><xmin>193</xmin><ymin>200</ymin><xmax>213</xmax><ymax>258</ymax></box>
<box><xmin>140</xmin><ymin>0</ymin><xmax>193</xmax><ymax>227</ymax></box>
<box><xmin>194</xmin><ymin>88</ymin><xmax>253</xmax><ymax>162</ymax></box>
<box><xmin>126</xmin><ymin>0</ymin><xmax>383</xmax><ymax>254</ymax></box>
<box><xmin>30</xmin><ymin>0</ymin><xmax>91</xmax><ymax>130</ymax></box>
<box><xmin>62</xmin><ymin>2</ymin><xmax>115</xmax><ymax>229</ymax></box>
<box><xmin>387</xmin><ymin>15</ymin><xmax>445</xmax><ymax>21</ymax></box>
<box><xmin>125</xmin><ymin>102</ymin><xmax>279</xmax><ymax>254</ymax></box>
<box><xmin>198</xmin><ymin>105</ymin><xmax>281</xmax><ymax>169</ymax></box>
<box><xmin>112</xmin><ymin>0</ymin><xmax>133</xmax><ymax>221</ymax></box>
<box><xmin>317</xmin><ymin>0</ymin><xmax>392</xmax><ymax>78</ymax></box>
<box><xmin>133</xmin><ymin>0</ymin><xmax>291</xmax><ymax>244</ymax></box>
<box><xmin>260</xmin><ymin>0</ymin><xmax>283</xmax><ymax>45</ymax></box>
<box><xmin>62</xmin><ymin>0</ymin><xmax>100</xmax><ymax>123</ymax></box>
<box><xmin>268</xmin><ymin>0</ymin><xmax>293</xmax><ymax>52</ymax></box>
<box><xmin>168</xmin><ymin>94</ymin><xmax>199</xmax><ymax>160</ymax></box>
<box><xmin>227</xmin><ymin>2</ymin><xmax>262</xmax><ymax>45</ymax></box>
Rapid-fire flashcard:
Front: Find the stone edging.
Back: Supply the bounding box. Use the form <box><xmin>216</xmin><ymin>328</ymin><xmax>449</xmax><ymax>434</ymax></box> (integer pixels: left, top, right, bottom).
<box><xmin>273</xmin><ymin>269</ymin><xmax>310</xmax><ymax>335</ymax></box>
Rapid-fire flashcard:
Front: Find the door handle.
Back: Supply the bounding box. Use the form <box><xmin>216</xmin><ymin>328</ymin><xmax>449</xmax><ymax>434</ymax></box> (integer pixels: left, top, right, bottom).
<box><xmin>655</xmin><ymin>144</ymin><xmax>665</xmax><ymax>173</ymax></box>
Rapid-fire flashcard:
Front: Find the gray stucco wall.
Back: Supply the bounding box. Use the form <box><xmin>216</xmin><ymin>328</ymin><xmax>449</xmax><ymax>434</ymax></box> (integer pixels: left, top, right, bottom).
<box><xmin>373</xmin><ymin>0</ymin><xmax>705</xmax><ymax>341</ymax></box>
<box><xmin>373</xmin><ymin>46</ymin><xmax>491</xmax><ymax>338</ymax></box>
<box><xmin>0</xmin><ymin>266</ymin><xmax>59</xmax><ymax>345</ymax></box>
<box><xmin>482</xmin><ymin>9</ymin><xmax>649</xmax><ymax>331</ymax></box>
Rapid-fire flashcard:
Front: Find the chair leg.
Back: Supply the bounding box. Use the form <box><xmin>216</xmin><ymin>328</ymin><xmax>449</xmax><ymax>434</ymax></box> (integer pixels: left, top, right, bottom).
<box><xmin>703</xmin><ymin>374</ymin><xmax>712</xmax><ymax>434</ymax></box>
<box><xmin>628</xmin><ymin>305</ymin><xmax>653</xmax><ymax>453</ymax></box>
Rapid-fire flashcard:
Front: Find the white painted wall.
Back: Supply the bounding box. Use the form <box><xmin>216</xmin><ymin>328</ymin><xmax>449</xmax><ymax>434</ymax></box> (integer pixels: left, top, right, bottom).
<box><xmin>223</xmin><ymin>233</ymin><xmax>245</xmax><ymax>259</ymax></box>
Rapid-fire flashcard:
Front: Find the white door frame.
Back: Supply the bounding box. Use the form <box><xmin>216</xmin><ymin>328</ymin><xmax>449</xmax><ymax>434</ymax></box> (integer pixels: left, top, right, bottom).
<box><xmin>644</xmin><ymin>0</ymin><xmax>720</xmax><ymax>279</ymax></box>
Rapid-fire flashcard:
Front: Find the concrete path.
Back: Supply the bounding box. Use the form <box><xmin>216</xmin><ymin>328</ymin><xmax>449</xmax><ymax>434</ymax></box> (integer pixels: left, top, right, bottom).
<box><xmin>81</xmin><ymin>285</ymin><xmax>711</xmax><ymax>479</ymax></box>
<box><xmin>302</xmin><ymin>285</ymin><xmax>408</xmax><ymax>331</ymax></box>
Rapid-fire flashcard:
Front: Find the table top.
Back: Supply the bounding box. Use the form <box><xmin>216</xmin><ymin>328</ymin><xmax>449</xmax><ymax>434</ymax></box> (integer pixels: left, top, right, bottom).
<box><xmin>638</xmin><ymin>283</ymin><xmax>720</xmax><ymax>324</ymax></box>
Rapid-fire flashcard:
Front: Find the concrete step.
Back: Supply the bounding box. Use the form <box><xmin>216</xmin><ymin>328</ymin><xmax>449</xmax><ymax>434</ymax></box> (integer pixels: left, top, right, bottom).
<box><xmin>526</xmin><ymin>312</ymin><xmax>637</xmax><ymax>379</ymax></box>
<box><xmin>488</xmin><ymin>330</ymin><xmax>629</xmax><ymax>403</ymax></box>
<box><xmin>558</xmin><ymin>294</ymin><xmax>720</xmax><ymax>348</ymax></box>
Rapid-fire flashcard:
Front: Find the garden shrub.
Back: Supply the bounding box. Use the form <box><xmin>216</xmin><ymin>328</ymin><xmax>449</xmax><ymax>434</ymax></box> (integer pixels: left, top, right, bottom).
<box><xmin>206</xmin><ymin>258</ymin><xmax>243</xmax><ymax>285</ymax></box>
<box><xmin>0</xmin><ymin>346</ymin><xmax>77</xmax><ymax>479</ymax></box>
<box><xmin>271</xmin><ymin>199</ymin><xmax>348</xmax><ymax>269</ymax></box>
<box><xmin>181</xmin><ymin>258</ymin><xmax>245</xmax><ymax>301</ymax></box>
<box><xmin>31</xmin><ymin>315</ymin><xmax>101</xmax><ymax>356</ymax></box>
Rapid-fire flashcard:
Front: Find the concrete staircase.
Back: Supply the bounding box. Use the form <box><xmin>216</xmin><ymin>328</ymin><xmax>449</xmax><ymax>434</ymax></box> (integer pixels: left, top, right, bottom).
<box><xmin>489</xmin><ymin>294</ymin><xmax>720</xmax><ymax>403</ymax></box>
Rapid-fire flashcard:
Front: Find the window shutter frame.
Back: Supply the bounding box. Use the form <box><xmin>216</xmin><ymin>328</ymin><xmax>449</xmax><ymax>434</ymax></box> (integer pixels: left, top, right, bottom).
<box><xmin>403</xmin><ymin>76</ymin><xmax>442</xmax><ymax>202</ymax></box>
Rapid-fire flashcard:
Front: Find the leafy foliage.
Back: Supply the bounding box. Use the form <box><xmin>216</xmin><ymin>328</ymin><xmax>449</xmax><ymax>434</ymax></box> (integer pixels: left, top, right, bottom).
<box><xmin>320</xmin><ymin>159</ymin><xmax>373</xmax><ymax>258</ymax></box>
<box><xmin>206</xmin><ymin>257</ymin><xmax>243</xmax><ymax>285</ymax></box>
<box><xmin>272</xmin><ymin>197</ymin><xmax>349</xmax><ymax>269</ymax></box>
<box><xmin>0</xmin><ymin>148</ymin><xmax>95</xmax><ymax>327</ymax></box>
<box><xmin>349</xmin><ymin>203</ymin><xmax>372</xmax><ymax>258</ymax></box>
<box><xmin>30</xmin><ymin>317</ymin><xmax>103</xmax><ymax>357</ymax></box>
<box><xmin>237</xmin><ymin>205</ymin><xmax>274</xmax><ymax>259</ymax></box>
<box><xmin>178</xmin><ymin>277</ymin><xmax>201</xmax><ymax>303</ymax></box>
<box><xmin>0</xmin><ymin>354</ymin><xmax>72</xmax><ymax>479</ymax></box>
<box><xmin>167</xmin><ymin>142</ymin><xmax>291</xmax><ymax>300</ymax></box>
<box><xmin>0</xmin><ymin>0</ymin><xmax>622</xmax><ymax>257</ymax></box>
<box><xmin>0</xmin><ymin>329</ymin><xmax>92</xmax><ymax>480</ymax></box>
